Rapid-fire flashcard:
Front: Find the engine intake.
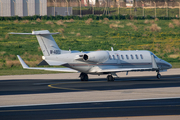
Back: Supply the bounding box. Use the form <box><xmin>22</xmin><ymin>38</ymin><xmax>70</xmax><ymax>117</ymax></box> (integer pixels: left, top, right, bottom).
<box><xmin>83</xmin><ymin>54</ymin><xmax>88</xmax><ymax>61</ymax></box>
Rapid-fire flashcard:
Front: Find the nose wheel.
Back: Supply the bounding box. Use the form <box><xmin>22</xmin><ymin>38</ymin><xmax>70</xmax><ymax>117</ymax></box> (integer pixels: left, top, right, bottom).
<box><xmin>157</xmin><ymin>73</ymin><xmax>161</xmax><ymax>79</ymax></box>
<box><xmin>107</xmin><ymin>75</ymin><xmax>114</xmax><ymax>82</ymax></box>
<box><xmin>80</xmin><ymin>73</ymin><xmax>88</xmax><ymax>81</ymax></box>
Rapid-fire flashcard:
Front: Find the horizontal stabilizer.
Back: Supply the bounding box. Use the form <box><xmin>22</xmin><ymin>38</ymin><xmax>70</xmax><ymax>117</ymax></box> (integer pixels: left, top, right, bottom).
<box><xmin>17</xmin><ymin>55</ymin><xmax>78</xmax><ymax>73</ymax></box>
<box><xmin>9</xmin><ymin>30</ymin><xmax>59</xmax><ymax>35</ymax></box>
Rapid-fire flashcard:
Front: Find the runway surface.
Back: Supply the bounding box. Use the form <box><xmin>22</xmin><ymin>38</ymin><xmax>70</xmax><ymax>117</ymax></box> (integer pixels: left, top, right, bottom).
<box><xmin>0</xmin><ymin>98</ymin><xmax>180</xmax><ymax>120</ymax></box>
<box><xmin>0</xmin><ymin>72</ymin><xmax>180</xmax><ymax>119</ymax></box>
<box><xmin>0</xmin><ymin>75</ymin><xmax>180</xmax><ymax>95</ymax></box>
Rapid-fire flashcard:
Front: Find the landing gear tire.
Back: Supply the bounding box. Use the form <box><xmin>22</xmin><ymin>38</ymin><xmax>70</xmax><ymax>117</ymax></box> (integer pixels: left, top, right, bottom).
<box><xmin>107</xmin><ymin>75</ymin><xmax>114</xmax><ymax>82</ymax></box>
<box><xmin>80</xmin><ymin>73</ymin><xmax>88</xmax><ymax>81</ymax></box>
<box><xmin>157</xmin><ymin>73</ymin><xmax>161</xmax><ymax>79</ymax></box>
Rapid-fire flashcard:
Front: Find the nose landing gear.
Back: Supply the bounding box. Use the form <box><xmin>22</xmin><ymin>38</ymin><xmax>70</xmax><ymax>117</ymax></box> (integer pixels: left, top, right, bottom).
<box><xmin>156</xmin><ymin>71</ymin><xmax>161</xmax><ymax>79</ymax></box>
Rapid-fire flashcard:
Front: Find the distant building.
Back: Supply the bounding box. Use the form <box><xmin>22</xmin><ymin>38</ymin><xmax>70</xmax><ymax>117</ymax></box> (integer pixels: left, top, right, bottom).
<box><xmin>0</xmin><ymin>0</ymin><xmax>47</xmax><ymax>17</ymax></box>
<box><xmin>0</xmin><ymin>0</ymin><xmax>11</xmax><ymax>16</ymax></box>
<box><xmin>47</xmin><ymin>7</ymin><xmax>72</xmax><ymax>16</ymax></box>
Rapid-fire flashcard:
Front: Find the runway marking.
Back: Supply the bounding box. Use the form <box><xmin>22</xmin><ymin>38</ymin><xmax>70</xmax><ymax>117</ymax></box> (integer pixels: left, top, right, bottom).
<box><xmin>47</xmin><ymin>78</ymin><xmax>160</xmax><ymax>91</ymax></box>
<box><xmin>0</xmin><ymin>104</ymin><xmax>180</xmax><ymax>113</ymax></box>
<box><xmin>48</xmin><ymin>81</ymin><xmax>105</xmax><ymax>91</ymax></box>
<box><xmin>47</xmin><ymin>77</ymin><xmax>171</xmax><ymax>91</ymax></box>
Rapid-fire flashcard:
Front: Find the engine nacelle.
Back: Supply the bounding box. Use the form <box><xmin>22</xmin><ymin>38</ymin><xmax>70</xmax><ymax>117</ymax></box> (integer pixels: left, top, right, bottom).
<box><xmin>83</xmin><ymin>51</ymin><xmax>109</xmax><ymax>63</ymax></box>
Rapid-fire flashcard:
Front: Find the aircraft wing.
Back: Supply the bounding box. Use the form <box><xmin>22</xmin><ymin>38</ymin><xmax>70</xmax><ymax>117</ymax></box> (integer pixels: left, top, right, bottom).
<box><xmin>17</xmin><ymin>55</ymin><xmax>78</xmax><ymax>73</ymax></box>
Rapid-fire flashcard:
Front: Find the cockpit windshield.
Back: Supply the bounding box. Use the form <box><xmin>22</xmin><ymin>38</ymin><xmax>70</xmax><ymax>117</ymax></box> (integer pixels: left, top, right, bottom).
<box><xmin>150</xmin><ymin>52</ymin><xmax>158</xmax><ymax>58</ymax></box>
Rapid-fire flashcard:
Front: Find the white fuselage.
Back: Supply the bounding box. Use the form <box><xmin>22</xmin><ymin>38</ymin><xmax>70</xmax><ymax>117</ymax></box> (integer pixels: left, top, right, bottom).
<box><xmin>43</xmin><ymin>50</ymin><xmax>172</xmax><ymax>75</ymax></box>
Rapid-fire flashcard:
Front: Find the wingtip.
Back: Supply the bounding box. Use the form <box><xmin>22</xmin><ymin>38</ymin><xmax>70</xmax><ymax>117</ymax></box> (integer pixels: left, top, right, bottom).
<box><xmin>17</xmin><ymin>55</ymin><xmax>29</xmax><ymax>68</ymax></box>
<box><xmin>8</xmin><ymin>32</ymin><xmax>14</xmax><ymax>34</ymax></box>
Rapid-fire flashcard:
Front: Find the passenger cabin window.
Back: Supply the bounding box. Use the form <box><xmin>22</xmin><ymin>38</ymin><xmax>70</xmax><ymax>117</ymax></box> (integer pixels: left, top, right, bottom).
<box><xmin>135</xmin><ymin>54</ymin><xmax>138</xmax><ymax>59</ymax></box>
<box><xmin>109</xmin><ymin>55</ymin><xmax>112</xmax><ymax>60</ymax></box>
<box><xmin>117</xmin><ymin>55</ymin><xmax>120</xmax><ymax>60</ymax></box>
<box><xmin>121</xmin><ymin>55</ymin><xmax>124</xmax><ymax>59</ymax></box>
<box><xmin>140</xmin><ymin>54</ymin><xmax>143</xmax><ymax>59</ymax></box>
<box><xmin>126</xmin><ymin>55</ymin><xmax>129</xmax><ymax>59</ymax></box>
<box><xmin>131</xmin><ymin>55</ymin><xmax>134</xmax><ymax>59</ymax></box>
<box><xmin>112</xmin><ymin>55</ymin><xmax>115</xmax><ymax>60</ymax></box>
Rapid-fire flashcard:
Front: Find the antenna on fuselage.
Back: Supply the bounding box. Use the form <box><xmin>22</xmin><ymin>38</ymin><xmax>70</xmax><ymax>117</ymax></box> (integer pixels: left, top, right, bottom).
<box><xmin>111</xmin><ymin>47</ymin><xmax>114</xmax><ymax>51</ymax></box>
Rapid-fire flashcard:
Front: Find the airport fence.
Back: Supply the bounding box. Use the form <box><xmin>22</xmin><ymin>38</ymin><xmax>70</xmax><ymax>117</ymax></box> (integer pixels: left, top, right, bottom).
<box><xmin>47</xmin><ymin>1</ymin><xmax>180</xmax><ymax>17</ymax></box>
<box><xmin>0</xmin><ymin>1</ymin><xmax>180</xmax><ymax>18</ymax></box>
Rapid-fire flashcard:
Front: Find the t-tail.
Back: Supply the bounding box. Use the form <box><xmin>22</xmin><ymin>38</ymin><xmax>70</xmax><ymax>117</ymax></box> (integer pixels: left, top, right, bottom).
<box><xmin>9</xmin><ymin>30</ymin><xmax>61</xmax><ymax>56</ymax></box>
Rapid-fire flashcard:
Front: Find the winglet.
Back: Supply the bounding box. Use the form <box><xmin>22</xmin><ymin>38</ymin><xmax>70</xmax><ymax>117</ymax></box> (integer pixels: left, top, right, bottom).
<box><xmin>17</xmin><ymin>55</ymin><xmax>29</xmax><ymax>68</ymax></box>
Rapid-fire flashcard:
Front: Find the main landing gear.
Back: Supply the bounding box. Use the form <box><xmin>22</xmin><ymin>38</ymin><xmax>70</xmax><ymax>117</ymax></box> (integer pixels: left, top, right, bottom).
<box><xmin>80</xmin><ymin>73</ymin><xmax>115</xmax><ymax>82</ymax></box>
<box><xmin>107</xmin><ymin>75</ymin><xmax>114</xmax><ymax>82</ymax></box>
<box><xmin>80</xmin><ymin>72</ymin><xmax>88</xmax><ymax>81</ymax></box>
<box><xmin>156</xmin><ymin>71</ymin><xmax>161</xmax><ymax>79</ymax></box>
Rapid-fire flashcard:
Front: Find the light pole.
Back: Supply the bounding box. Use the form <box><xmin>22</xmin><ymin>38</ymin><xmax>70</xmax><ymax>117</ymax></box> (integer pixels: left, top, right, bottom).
<box><xmin>13</xmin><ymin>0</ymin><xmax>16</xmax><ymax>16</ymax></box>
<box><xmin>154</xmin><ymin>2</ymin><xmax>156</xmax><ymax>18</ymax></box>
<box><xmin>118</xmin><ymin>0</ymin><xmax>120</xmax><ymax>15</ymax></box>
<box><xmin>26</xmin><ymin>0</ymin><xmax>29</xmax><ymax>16</ymax></box>
<box><xmin>105</xmin><ymin>0</ymin><xmax>107</xmax><ymax>15</ymax></box>
<box><xmin>141</xmin><ymin>1</ymin><xmax>144</xmax><ymax>16</ymax></box>
<box><xmin>65</xmin><ymin>0</ymin><xmax>69</xmax><ymax>15</ymax></box>
<box><xmin>52</xmin><ymin>0</ymin><xmax>56</xmax><ymax>16</ymax></box>
<box><xmin>78</xmin><ymin>0</ymin><xmax>81</xmax><ymax>17</ymax></box>
<box><xmin>92</xmin><ymin>2</ymin><xmax>94</xmax><ymax>15</ymax></box>
<box><xmin>40</xmin><ymin>0</ymin><xmax>42</xmax><ymax>16</ymax></box>
<box><xmin>179</xmin><ymin>2</ymin><xmax>180</xmax><ymax>18</ymax></box>
<box><xmin>0</xmin><ymin>0</ymin><xmax>2</xmax><ymax>16</ymax></box>
<box><xmin>135</xmin><ymin>1</ymin><xmax>137</xmax><ymax>16</ymax></box>
<box><xmin>130</xmin><ymin>1</ymin><xmax>132</xmax><ymax>15</ymax></box>
<box><xmin>166</xmin><ymin>1</ymin><xmax>168</xmax><ymax>17</ymax></box>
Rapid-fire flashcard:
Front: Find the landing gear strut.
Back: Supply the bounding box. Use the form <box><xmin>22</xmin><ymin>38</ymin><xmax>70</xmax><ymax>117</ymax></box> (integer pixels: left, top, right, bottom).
<box><xmin>80</xmin><ymin>72</ymin><xmax>88</xmax><ymax>81</ymax></box>
<box><xmin>107</xmin><ymin>75</ymin><xmax>114</xmax><ymax>82</ymax></box>
<box><xmin>156</xmin><ymin>71</ymin><xmax>161</xmax><ymax>79</ymax></box>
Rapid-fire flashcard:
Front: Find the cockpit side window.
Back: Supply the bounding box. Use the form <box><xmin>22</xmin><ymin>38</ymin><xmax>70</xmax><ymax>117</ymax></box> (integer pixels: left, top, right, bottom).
<box><xmin>109</xmin><ymin>55</ymin><xmax>112</xmax><ymax>60</ymax></box>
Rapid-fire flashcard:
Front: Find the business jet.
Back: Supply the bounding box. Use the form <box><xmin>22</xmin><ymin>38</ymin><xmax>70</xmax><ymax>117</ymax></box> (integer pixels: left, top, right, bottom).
<box><xmin>10</xmin><ymin>30</ymin><xmax>172</xmax><ymax>81</ymax></box>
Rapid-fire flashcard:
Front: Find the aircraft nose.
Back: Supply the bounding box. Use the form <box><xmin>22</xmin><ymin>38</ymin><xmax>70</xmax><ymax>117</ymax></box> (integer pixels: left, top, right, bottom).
<box><xmin>168</xmin><ymin>62</ymin><xmax>172</xmax><ymax>69</ymax></box>
<box><xmin>160</xmin><ymin>59</ymin><xmax>172</xmax><ymax>69</ymax></box>
<box><xmin>164</xmin><ymin>61</ymin><xmax>172</xmax><ymax>69</ymax></box>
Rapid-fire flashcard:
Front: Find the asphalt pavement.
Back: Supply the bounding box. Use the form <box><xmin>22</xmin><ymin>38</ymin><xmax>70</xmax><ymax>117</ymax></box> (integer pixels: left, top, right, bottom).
<box><xmin>0</xmin><ymin>75</ymin><xmax>180</xmax><ymax>95</ymax></box>
<box><xmin>0</xmin><ymin>73</ymin><xmax>180</xmax><ymax>120</ymax></box>
<box><xmin>0</xmin><ymin>98</ymin><xmax>180</xmax><ymax>120</ymax></box>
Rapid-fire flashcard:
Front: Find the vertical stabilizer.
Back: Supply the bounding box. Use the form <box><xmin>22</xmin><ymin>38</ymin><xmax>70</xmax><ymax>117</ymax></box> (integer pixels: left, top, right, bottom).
<box><xmin>33</xmin><ymin>30</ymin><xmax>61</xmax><ymax>56</ymax></box>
